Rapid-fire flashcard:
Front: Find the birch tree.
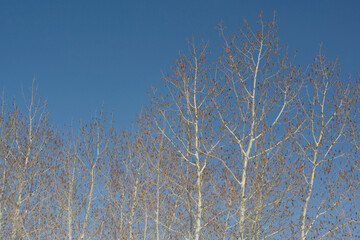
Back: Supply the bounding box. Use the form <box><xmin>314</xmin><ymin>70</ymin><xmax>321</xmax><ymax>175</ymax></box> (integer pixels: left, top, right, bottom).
<box><xmin>0</xmin><ymin>82</ymin><xmax>59</xmax><ymax>239</ymax></box>
<box><xmin>0</xmin><ymin>13</ymin><xmax>358</xmax><ymax>240</ymax></box>
<box><xmin>136</xmin><ymin>116</ymin><xmax>175</xmax><ymax>240</ymax></box>
<box><xmin>104</xmin><ymin>127</ymin><xmax>150</xmax><ymax>240</ymax></box>
<box><xmin>149</xmin><ymin>40</ymin><xmax>222</xmax><ymax>240</ymax></box>
<box><xmin>213</xmin><ymin>14</ymin><xmax>303</xmax><ymax>239</ymax></box>
<box><xmin>54</xmin><ymin>111</ymin><xmax>113</xmax><ymax>240</ymax></box>
<box><xmin>0</xmin><ymin>97</ymin><xmax>18</xmax><ymax>239</ymax></box>
<box><xmin>296</xmin><ymin>52</ymin><xmax>360</xmax><ymax>239</ymax></box>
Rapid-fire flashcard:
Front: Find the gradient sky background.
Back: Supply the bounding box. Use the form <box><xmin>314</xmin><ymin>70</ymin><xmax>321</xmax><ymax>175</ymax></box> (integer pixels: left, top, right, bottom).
<box><xmin>0</xmin><ymin>0</ymin><xmax>359</xmax><ymax>128</ymax></box>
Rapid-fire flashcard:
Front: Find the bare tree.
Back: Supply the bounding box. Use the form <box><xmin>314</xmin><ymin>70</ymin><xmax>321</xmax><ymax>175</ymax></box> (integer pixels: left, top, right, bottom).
<box><xmin>0</xmin><ymin>81</ymin><xmax>59</xmax><ymax>239</ymax></box>
<box><xmin>0</xmin><ymin>13</ymin><xmax>358</xmax><ymax>240</ymax></box>
<box><xmin>148</xmin><ymin>39</ymin><xmax>223</xmax><ymax>240</ymax></box>
<box><xmin>54</xmin><ymin>110</ymin><xmax>113</xmax><ymax>240</ymax></box>
<box><xmin>104</xmin><ymin>126</ymin><xmax>150</xmax><ymax>240</ymax></box>
<box><xmin>0</xmin><ymin>97</ymin><xmax>20</xmax><ymax>239</ymax></box>
<box><xmin>213</xmin><ymin>13</ymin><xmax>302</xmax><ymax>239</ymax></box>
<box><xmin>135</xmin><ymin>116</ymin><xmax>172</xmax><ymax>240</ymax></box>
<box><xmin>296</xmin><ymin>51</ymin><xmax>360</xmax><ymax>239</ymax></box>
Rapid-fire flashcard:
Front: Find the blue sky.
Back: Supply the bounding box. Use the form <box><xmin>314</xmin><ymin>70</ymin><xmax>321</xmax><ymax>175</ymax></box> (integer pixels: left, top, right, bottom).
<box><xmin>0</xmin><ymin>0</ymin><xmax>359</xmax><ymax>127</ymax></box>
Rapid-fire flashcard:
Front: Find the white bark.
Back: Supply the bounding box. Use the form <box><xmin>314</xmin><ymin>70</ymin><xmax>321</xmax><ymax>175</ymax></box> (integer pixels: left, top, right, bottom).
<box><xmin>80</xmin><ymin>165</ymin><xmax>95</xmax><ymax>240</ymax></box>
<box><xmin>300</xmin><ymin>150</ymin><xmax>318</xmax><ymax>240</ymax></box>
<box><xmin>67</xmin><ymin>156</ymin><xmax>76</xmax><ymax>240</ymax></box>
<box><xmin>238</xmin><ymin>41</ymin><xmax>263</xmax><ymax>240</ymax></box>
<box><xmin>193</xmin><ymin>56</ymin><xmax>202</xmax><ymax>240</ymax></box>
<box><xmin>12</xmin><ymin>90</ymin><xmax>34</xmax><ymax>240</ymax></box>
<box><xmin>128</xmin><ymin>176</ymin><xmax>139</xmax><ymax>240</ymax></box>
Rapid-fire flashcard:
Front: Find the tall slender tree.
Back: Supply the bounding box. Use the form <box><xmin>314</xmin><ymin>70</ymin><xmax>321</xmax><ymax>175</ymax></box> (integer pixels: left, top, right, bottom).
<box><xmin>213</xmin><ymin>13</ymin><xmax>303</xmax><ymax>239</ymax></box>
<box><xmin>296</xmin><ymin>52</ymin><xmax>360</xmax><ymax>239</ymax></box>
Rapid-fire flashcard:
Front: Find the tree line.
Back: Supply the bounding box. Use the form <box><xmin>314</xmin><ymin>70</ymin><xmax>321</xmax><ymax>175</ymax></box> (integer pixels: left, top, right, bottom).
<box><xmin>0</xmin><ymin>14</ymin><xmax>359</xmax><ymax>239</ymax></box>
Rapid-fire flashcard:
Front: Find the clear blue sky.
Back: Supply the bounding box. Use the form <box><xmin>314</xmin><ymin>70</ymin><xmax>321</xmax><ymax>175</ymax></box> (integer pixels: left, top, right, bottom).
<box><xmin>0</xmin><ymin>0</ymin><xmax>359</xmax><ymax>127</ymax></box>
